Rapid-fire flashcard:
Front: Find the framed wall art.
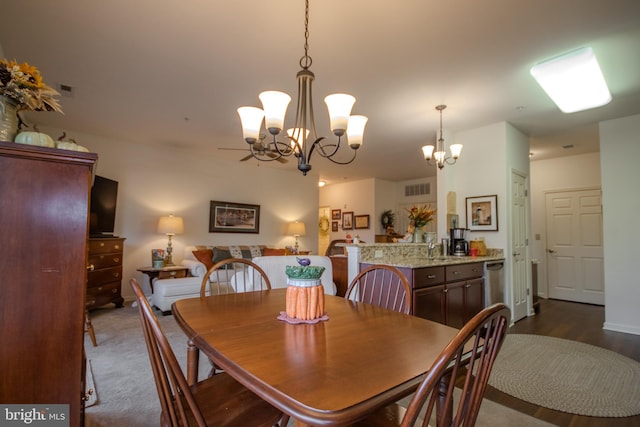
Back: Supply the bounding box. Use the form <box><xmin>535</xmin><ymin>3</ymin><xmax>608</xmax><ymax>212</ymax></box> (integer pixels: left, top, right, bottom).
<box><xmin>331</xmin><ymin>209</ymin><xmax>342</xmax><ymax>220</ymax></box>
<box><xmin>209</xmin><ymin>200</ymin><xmax>260</xmax><ymax>233</ymax></box>
<box><xmin>465</xmin><ymin>195</ymin><xmax>498</xmax><ymax>231</ymax></box>
<box><xmin>331</xmin><ymin>221</ymin><xmax>339</xmax><ymax>232</ymax></box>
<box><xmin>342</xmin><ymin>211</ymin><xmax>354</xmax><ymax>230</ymax></box>
<box><xmin>354</xmin><ymin>214</ymin><xmax>370</xmax><ymax>229</ymax></box>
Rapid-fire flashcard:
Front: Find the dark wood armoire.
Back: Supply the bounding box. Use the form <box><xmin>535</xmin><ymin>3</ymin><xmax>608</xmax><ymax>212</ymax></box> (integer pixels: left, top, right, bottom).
<box><xmin>0</xmin><ymin>140</ymin><xmax>97</xmax><ymax>426</ymax></box>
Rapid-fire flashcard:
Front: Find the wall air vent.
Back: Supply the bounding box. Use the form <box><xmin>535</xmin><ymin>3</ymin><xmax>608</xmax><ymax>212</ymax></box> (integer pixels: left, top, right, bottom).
<box><xmin>57</xmin><ymin>83</ymin><xmax>75</xmax><ymax>97</ymax></box>
<box><xmin>405</xmin><ymin>182</ymin><xmax>431</xmax><ymax>197</ymax></box>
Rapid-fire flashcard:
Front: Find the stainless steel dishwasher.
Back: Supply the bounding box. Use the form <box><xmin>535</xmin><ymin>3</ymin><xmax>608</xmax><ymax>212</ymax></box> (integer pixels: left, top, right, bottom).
<box><xmin>484</xmin><ymin>261</ymin><xmax>504</xmax><ymax>307</ymax></box>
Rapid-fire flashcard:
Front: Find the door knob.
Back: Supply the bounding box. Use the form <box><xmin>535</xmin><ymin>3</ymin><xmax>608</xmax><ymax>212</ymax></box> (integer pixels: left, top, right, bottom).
<box><xmin>548</xmin><ymin>249</ymin><xmax>556</xmax><ymax>253</ymax></box>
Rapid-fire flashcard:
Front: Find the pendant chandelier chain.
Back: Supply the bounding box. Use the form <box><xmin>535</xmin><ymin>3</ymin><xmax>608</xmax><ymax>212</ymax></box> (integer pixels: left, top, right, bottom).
<box><xmin>300</xmin><ymin>0</ymin><xmax>312</xmax><ymax>70</ymax></box>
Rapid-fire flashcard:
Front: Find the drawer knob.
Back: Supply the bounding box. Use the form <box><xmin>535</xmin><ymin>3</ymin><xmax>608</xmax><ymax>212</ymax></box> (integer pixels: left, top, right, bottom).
<box><xmin>113</xmin><ymin>272</ymin><xmax>120</xmax><ymax>278</ymax></box>
<box><xmin>87</xmin><ymin>264</ymin><xmax>95</xmax><ymax>272</ymax></box>
<box><xmin>453</xmin><ymin>271</ymin><xmax>460</xmax><ymax>275</ymax></box>
<box><xmin>114</xmin><ymin>245</ymin><xmax>120</xmax><ymax>250</ymax></box>
<box><xmin>113</xmin><ymin>257</ymin><xmax>120</xmax><ymax>263</ymax></box>
<box><xmin>112</xmin><ymin>288</ymin><xmax>117</xmax><ymax>293</ymax></box>
<box><xmin>426</xmin><ymin>274</ymin><xmax>436</xmax><ymax>279</ymax></box>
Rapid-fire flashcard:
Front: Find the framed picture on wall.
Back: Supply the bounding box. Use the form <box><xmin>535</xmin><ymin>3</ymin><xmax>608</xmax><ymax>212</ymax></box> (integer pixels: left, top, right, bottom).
<box><xmin>354</xmin><ymin>214</ymin><xmax>370</xmax><ymax>229</ymax></box>
<box><xmin>332</xmin><ymin>221</ymin><xmax>339</xmax><ymax>232</ymax></box>
<box><xmin>466</xmin><ymin>195</ymin><xmax>498</xmax><ymax>231</ymax></box>
<box><xmin>342</xmin><ymin>211</ymin><xmax>354</xmax><ymax>230</ymax></box>
<box><xmin>331</xmin><ymin>209</ymin><xmax>341</xmax><ymax>220</ymax></box>
<box><xmin>209</xmin><ymin>200</ymin><xmax>260</xmax><ymax>233</ymax></box>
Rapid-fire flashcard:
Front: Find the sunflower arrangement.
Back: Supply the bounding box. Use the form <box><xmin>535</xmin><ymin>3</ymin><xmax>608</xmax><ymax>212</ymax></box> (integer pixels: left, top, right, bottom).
<box><xmin>406</xmin><ymin>204</ymin><xmax>436</xmax><ymax>229</ymax></box>
<box><xmin>0</xmin><ymin>59</ymin><xmax>63</xmax><ymax>113</ymax></box>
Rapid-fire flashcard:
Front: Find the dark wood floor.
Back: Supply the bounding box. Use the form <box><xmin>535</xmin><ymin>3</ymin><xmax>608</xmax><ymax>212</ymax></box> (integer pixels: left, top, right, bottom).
<box><xmin>483</xmin><ymin>298</ymin><xmax>640</xmax><ymax>426</ymax></box>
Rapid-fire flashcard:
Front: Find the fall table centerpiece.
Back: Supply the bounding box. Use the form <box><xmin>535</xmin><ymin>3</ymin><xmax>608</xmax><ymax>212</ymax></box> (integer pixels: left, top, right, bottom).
<box><xmin>278</xmin><ymin>258</ymin><xmax>328</xmax><ymax>324</ymax></box>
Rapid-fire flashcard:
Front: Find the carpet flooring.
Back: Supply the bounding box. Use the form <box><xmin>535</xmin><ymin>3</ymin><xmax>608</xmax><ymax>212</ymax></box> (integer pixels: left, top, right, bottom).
<box><xmin>85</xmin><ymin>303</ymin><xmax>555</xmax><ymax>426</ymax></box>
<box><xmin>489</xmin><ymin>334</ymin><xmax>640</xmax><ymax>417</ymax></box>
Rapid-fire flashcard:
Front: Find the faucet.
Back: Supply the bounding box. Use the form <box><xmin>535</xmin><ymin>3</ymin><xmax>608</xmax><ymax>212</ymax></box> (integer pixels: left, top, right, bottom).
<box><xmin>427</xmin><ymin>241</ymin><xmax>436</xmax><ymax>259</ymax></box>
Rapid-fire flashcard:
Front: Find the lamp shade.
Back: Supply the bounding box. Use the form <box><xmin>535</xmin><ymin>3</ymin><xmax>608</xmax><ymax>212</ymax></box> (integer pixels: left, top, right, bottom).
<box><xmin>259</xmin><ymin>91</ymin><xmax>291</xmax><ymax>133</ymax></box>
<box><xmin>324</xmin><ymin>93</ymin><xmax>356</xmax><ymax>136</ymax></box>
<box><xmin>237</xmin><ymin>106</ymin><xmax>264</xmax><ymax>143</ymax></box>
<box><xmin>287</xmin><ymin>221</ymin><xmax>306</xmax><ymax>237</ymax></box>
<box><xmin>346</xmin><ymin>115</ymin><xmax>368</xmax><ymax>149</ymax></box>
<box><xmin>157</xmin><ymin>215</ymin><xmax>184</xmax><ymax>235</ymax></box>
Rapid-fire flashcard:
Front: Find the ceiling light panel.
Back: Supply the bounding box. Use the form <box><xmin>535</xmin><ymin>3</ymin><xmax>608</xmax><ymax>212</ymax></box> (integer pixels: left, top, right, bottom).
<box><xmin>530</xmin><ymin>47</ymin><xmax>611</xmax><ymax>113</ymax></box>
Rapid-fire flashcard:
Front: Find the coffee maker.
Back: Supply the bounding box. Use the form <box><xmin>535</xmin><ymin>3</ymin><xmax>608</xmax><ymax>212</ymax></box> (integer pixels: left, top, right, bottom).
<box><xmin>450</xmin><ymin>228</ymin><xmax>470</xmax><ymax>256</ymax></box>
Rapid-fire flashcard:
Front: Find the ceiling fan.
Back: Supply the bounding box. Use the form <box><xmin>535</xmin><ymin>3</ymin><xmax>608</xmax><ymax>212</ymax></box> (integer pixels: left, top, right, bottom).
<box><xmin>218</xmin><ymin>137</ymin><xmax>289</xmax><ymax>163</ymax></box>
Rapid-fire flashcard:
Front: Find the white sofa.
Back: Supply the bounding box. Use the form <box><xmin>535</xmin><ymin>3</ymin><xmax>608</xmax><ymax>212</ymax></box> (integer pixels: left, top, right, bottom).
<box><xmin>152</xmin><ymin>246</ymin><xmax>336</xmax><ymax>313</ymax></box>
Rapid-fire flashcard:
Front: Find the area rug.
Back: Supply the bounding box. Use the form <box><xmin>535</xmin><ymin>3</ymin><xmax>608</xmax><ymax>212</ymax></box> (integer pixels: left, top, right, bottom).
<box><xmin>488</xmin><ymin>334</ymin><xmax>640</xmax><ymax>417</ymax></box>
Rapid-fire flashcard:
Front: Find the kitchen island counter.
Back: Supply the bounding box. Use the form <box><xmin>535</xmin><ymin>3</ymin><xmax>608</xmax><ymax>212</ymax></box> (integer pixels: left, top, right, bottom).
<box><xmin>341</xmin><ymin>242</ymin><xmax>504</xmax><ymax>269</ymax></box>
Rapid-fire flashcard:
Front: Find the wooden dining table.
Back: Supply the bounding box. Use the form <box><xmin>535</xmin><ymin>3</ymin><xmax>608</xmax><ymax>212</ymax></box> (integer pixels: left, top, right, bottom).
<box><xmin>172</xmin><ymin>288</ymin><xmax>459</xmax><ymax>426</ymax></box>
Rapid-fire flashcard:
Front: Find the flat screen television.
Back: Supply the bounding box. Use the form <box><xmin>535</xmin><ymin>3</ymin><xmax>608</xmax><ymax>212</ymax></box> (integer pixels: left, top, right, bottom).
<box><xmin>89</xmin><ymin>175</ymin><xmax>119</xmax><ymax>237</ymax></box>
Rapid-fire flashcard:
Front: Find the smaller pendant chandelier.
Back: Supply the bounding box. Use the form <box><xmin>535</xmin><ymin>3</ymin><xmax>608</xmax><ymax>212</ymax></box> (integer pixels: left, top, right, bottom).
<box><xmin>421</xmin><ymin>105</ymin><xmax>462</xmax><ymax>169</ymax></box>
<box><xmin>237</xmin><ymin>0</ymin><xmax>367</xmax><ymax>176</ymax></box>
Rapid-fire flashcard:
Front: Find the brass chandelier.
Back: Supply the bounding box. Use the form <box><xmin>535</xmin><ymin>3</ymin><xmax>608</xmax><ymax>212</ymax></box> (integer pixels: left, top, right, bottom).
<box><xmin>237</xmin><ymin>0</ymin><xmax>367</xmax><ymax>176</ymax></box>
<box><xmin>422</xmin><ymin>105</ymin><xmax>462</xmax><ymax>169</ymax></box>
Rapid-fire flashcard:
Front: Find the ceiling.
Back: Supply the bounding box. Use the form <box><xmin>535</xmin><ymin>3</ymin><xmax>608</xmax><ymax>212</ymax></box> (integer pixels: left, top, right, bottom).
<box><xmin>2</xmin><ymin>0</ymin><xmax>639</xmax><ymax>185</ymax></box>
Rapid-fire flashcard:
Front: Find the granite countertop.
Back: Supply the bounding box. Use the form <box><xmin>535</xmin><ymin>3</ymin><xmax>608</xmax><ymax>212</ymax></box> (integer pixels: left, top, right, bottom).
<box><xmin>367</xmin><ymin>255</ymin><xmax>505</xmax><ymax>269</ymax></box>
<box><xmin>347</xmin><ymin>242</ymin><xmax>504</xmax><ymax>269</ymax></box>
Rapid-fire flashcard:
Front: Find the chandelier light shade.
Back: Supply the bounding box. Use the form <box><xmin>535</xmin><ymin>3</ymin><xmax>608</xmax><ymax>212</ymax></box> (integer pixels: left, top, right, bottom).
<box><xmin>422</xmin><ymin>105</ymin><xmax>462</xmax><ymax>170</ymax></box>
<box><xmin>157</xmin><ymin>214</ymin><xmax>184</xmax><ymax>266</ymax></box>
<box><xmin>530</xmin><ymin>47</ymin><xmax>611</xmax><ymax>113</ymax></box>
<box><xmin>237</xmin><ymin>0</ymin><xmax>367</xmax><ymax>176</ymax></box>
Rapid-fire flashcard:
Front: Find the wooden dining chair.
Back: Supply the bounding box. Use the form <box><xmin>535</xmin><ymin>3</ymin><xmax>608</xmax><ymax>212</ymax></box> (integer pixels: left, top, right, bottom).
<box><xmin>130</xmin><ymin>278</ymin><xmax>288</xmax><ymax>427</ymax></box>
<box><xmin>85</xmin><ymin>298</ymin><xmax>97</xmax><ymax>347</ymax></box>
<box><xmin>198</xmin><ymin>258</ymin><xmax>273</xmax><ymax>377</ymax></box>
<box><xmin>353</xmin><ymin>303</ymin><xmax>511</xmax><ymax>427</ymax></box>
<box><xmin>199</xmin><ymin>258</ymin><xmax>272</xmax><ymax>298</ymax></box>
<box><xmin>345</xmin><ymin>264</ymin><xmax>412</xmax><ymax>314</ymax></box>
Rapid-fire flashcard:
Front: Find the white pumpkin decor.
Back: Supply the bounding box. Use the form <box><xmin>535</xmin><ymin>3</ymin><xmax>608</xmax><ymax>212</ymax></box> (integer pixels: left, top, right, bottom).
<box><xmin>56</xmin><ymin>132</ymin><xmax>90</xmax><ymax>152</ymax></box>
<box><xmin>14</xmin><ymin>131</ymin><xmax>56</xmax><ymax>148</ymax></box>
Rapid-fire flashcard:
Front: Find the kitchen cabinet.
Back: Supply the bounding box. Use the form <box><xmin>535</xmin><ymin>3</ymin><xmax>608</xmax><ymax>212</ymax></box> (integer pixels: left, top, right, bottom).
<box><xmin>0</xmin><ymin>140</ymin><xmax>97</xmax><ymax>426</ymax></box>
<box><xmin>363</xmin><ymin>261</ymin><xmax>484</xmax><ymax>327</ymax></box>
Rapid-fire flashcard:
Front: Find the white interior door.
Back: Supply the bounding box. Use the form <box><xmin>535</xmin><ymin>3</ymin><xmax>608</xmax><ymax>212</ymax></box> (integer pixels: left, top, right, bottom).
<box><xmin>510</xmin><ymin>171</ymin><xmax>529</xmax><ymax>321</ymax></box>
<box><xmin>545</xmin><ymin>189</ymin><xmax>604</xmax><ymax>305</ymax></box>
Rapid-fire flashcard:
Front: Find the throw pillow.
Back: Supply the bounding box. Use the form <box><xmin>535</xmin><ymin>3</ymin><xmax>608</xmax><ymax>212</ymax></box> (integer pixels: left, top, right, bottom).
<box><xmin>263</xmin><ymin>248</ymin><xmax>286</xmax><ymax>256</ymax></box>
<box><xmin>228</xmin><ymin>245</ymin><xmax>244</xmax><ymax>259</ymax></box>
<box><xmin>192</xmin><ymin>249</ymin><xmax>214</xmax><ymax>270</ymax></box>
<box><xmin>212</xmin><ymin>247</ymin><xmax>232</xmax><ymax>264</ymax></box>
<box><xmin>249</xmin><ymin>245</ymin><xmax>263</xmax><ymax>257</ymax></box>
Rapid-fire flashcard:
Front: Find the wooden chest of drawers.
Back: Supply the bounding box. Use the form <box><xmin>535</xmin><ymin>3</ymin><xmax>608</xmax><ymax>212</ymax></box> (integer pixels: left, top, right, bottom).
<box><xmin>87</xmin><ymin>237</ymin><xmax>125</xmax><ymax>309</ymax></box>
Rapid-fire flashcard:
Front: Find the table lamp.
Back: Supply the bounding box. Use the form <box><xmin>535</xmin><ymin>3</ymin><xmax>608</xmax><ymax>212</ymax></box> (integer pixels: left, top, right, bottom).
<box><xmin>287</xmin><ymin>221</ymin><xmax>306</xmax><ymax>254</ymax></box>
<box><xmin>157</xmin><ymin>214</ymin><xmax>184</xmax><ymax>266</ymax></box>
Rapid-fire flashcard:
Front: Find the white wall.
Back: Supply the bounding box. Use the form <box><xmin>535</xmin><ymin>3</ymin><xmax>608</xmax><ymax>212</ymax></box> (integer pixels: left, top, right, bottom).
<box><xmin>444</xmin><ymin>123</ymin><xmax>510</xmax><ymax>250</ymax></box>
<box><xmin>319</xmin><ymin>178</ymin><xmax>376</xmax><ymax>243</ymax></box>
<box><xmin>529</xmin><ymin>152</ymin><xmax>601</xmax><ymax>297</ymax></box>
<box><xmin>41</xmin><ymin>126</ymin><xmax>319</xmax><ymax>300</ymax></box>
<box><xmin>440</xmin><ymin>121</ymin><xmax>530</xmax><ymax>319</ymax></box>
<box><xmin>600</xmin><ymin>114</ymin><xmax>640</xmax><ymax>334</ymax></box>
<box><xmin>319</xmin><ymin>176</ymin><xmax>437</xmax><ymax>244</ymax></box>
